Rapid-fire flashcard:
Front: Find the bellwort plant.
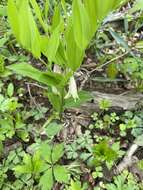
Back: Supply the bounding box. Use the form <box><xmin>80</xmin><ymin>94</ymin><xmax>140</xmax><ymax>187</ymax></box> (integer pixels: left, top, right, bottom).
<box><xmin>7</xmin><ymin>0</ymin><xmax>126</xmax><ymax>118</ymax></box>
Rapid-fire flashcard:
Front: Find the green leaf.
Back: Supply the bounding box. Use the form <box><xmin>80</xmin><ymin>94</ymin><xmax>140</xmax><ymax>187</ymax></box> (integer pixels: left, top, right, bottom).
<box><xmin>52</xmin><ymin>143</ymin><xmax>64</xmax><ymax>163</ymax></box>
<box><xmin>51</xmin><ymin>4</ymin><xmax>61</xmax><ymax>31</ymax></box>
<box><xmin>0</xmin><ymin>141</ymin><xmax>3</xmax><ymax>156</ymax></box>
<box><xmin>33</xmin><ymin>151</ymin><xmax>45</xmax><ymax>173</ymax></box>
<box><xmin>0</xmin><ymin>5</ymin><xmax>7</xmax><ymax>17</ymax></box>
<box><xmin>8</xmin><ymin>0</ymin><xmax>41</xmax><ymax>58</ymax></box>
<box><xmin>30</xmin><ymin>0</ymin><xmax>48</xmax><ymax>32</ymax></box>
<box><xmin>99</xmin><ymin>99</ymin><xmax>111</xmax><ymax>111</ymax></box>
<box><xmin>64</xmin><ymin>91</ymin><xmax>92</xmax><ymax>109</ymax></box>
<box><xmin>106</xmin><ymin>63</ymin><xmax>118</xmax><ymax>79</ymax></box>
<box><xmin>18</xmin><ymin>0</ymin><xmax>31</xmax><ymax>49</ymax></box>
<box><xmin>54</xmin><ymin>41</ymin><xmax>67</xmax><ymax>67</ymax></box>
<box><xmin>28</xmin><ymin>6</ymin><xmax>41</xmax><ymax>58</ymax></box>
<box><xmin>84</xmin><ymin>0</ymin><xmax>97</xmax><ymax>38</ymax></box>
<box><xmin>110</xmin><ymin>29</ymin><xmax>130</xmax><ymax>51</ymax></box>
<box><xmin>131</xmin><ymin>0</ymin><xmax>143</xmax><ymax>12</ymax></box>
<box><xmin>7</xmin><ymin>83</ymin><xmax>14</xmax><ymax>97</ymax></box>
<box><xmin>0</xmin><ymin>37</ymin><xmax>8</xmax><ymax>48</ymax></box>
<box><xmin>137</xmin><ymin>160</ymin><xmax>143</xmax><ymax>171</ymax></box>
<box><xmin>61</xmin><ymin>0</ymin><xmax>66</xmax><ymax>14</ymax></box>
<box><xmin>65</xmin><ymin>20</ymin><xmax>84</xmax><ymax>71</ymax></box>
<box><xmin>14</xmin><ymin>151</ymin><xmax>46</xmax><ymax>174</ymax></box>
<box><xmin>40</xmin><ymin>169</ymin><xmax>53</xmax><ymax>190</ymax></box>
<box><xmin>47</xmin><ymin>92</ymin><xmax>62</xmax><ymax>113</ymax></box>
<box><xmin>7</xmin><ymin>63</ymin><xmax>64</xmax><ymax>87</ymax></box>
<box><xmin>54</xmin><ymin>165</ymin><xmax>69</xmax><ymax>183</ymax></box>
<box><xmin>93</xmin><ymin>0</ymin><xmax>124</xmax><ymax>22</ymax></box>
<box><xmin>135</xmin><ymin>134</ymin><xmax>143</xmax><ymax>146</ymax></box>
<box><xmin>93</xmin><ymin>141</ymin><xmax>118</xmax><ymax>163</ymax></box>
<box><xmin>14</xmin><ymin>154</ymin><xmax>33</xmax><ymax>174</ymax></box>
<box><xmin>7</xmin><ymin>0</ymin><xmax>20</xmax><ymax>41</ymax></box>
<box><xmin>44</xmin><ymin>0</ymin><xmax>49</xmax><ymax>19</ymax></box>
<box><xmin>72</xmin><ymin>0</ymin><xmax>91</xmax><ymax>49</ymax></box>
<box><xmin>70</xmin><ymin>180</ymin><xmax>83</xmax><ymax>190</ymax></box>
<box><xmin>45</xmin><ymin>25</ymin><xmax>61</xmax><ymax>62</ymax></box>
<box><xmin>45</xmin><ymin>122</ymin><xmax>62</xmax><ymax>137</ymax></box>
<box><xmin>39</xmin><ymin>143</ymin><xmax>52</xmax><ymax>163</ymax></box>
<box><xmin>16</xmin><ymin>129</ymin><xmax>29</xmax><ymax>142</ymax></box>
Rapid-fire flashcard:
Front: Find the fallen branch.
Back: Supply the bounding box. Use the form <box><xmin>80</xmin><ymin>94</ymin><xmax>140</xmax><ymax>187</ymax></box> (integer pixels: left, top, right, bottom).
<box><xmin>114</xmin><ymin>144</ymin><xmax>139</xmax><ymax>175</ymax></box>
<box><xmin>71</xmin><ymin>91</ymin><xmax>143</xmax><ymax>115</ymax></box>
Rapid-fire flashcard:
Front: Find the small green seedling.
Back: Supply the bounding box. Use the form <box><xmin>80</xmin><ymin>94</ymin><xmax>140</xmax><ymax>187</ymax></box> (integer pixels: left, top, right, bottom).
<box><xmin>14</xmin><ymin>143</ymin><xmax>69</xmax><ymax>190</ymax></box>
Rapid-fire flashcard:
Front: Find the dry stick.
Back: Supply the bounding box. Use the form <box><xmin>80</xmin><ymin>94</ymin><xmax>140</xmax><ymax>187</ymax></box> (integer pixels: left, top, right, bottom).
<box><xmin>114</xmin><ymin>143</ymin><xmax>139</xmax><ymax>175</ymax></box>
<box><xmin>39</xmin><ymin>58</ymin><xmax>48</xmax><ymax>67</ymax></box>
<box><xmin>26</xmin><ymin>82</ymin><xmax>48</xmax><ymax>90</ymax></box>
<box><xmin>27</xmin><ymin>83</ymin><xmax>41</xmax><ymax>112</ymax></box>
<box><xmin>79</xmin><ymin>51</ymin><xmax>129</xmax><ymax>90</ymax></box>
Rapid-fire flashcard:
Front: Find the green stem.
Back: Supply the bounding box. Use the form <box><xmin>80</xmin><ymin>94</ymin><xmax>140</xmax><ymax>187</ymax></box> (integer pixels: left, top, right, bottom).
<box><xmin>59</xmin><ymin>87</ymin><xmax>65</xmax><ymax>120</ymax></box>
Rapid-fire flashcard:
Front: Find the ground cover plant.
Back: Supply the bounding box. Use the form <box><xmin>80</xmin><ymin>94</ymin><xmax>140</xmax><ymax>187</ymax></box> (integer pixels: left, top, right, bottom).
<box><xmin>0</xmin><ymin>0</ymin><xmax>143</xmax><ymax>189</ymax></box>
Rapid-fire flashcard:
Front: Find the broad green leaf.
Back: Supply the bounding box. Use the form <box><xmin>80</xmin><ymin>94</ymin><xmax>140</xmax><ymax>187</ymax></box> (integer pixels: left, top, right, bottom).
<box><xmin>40</xmin><ymin>169</ymin><xmax>53</xmax><ymax>190</ymax></box>
<box><xmin>14</xmin><ymin>154</ymin><xmax>33</xmax><ymax>174</ymax></box>
<box><xmin>70</xmin><ymin>180</ymin><xmax>83</xmax><ymax>190</ymax></box>
<box><xmin>44</xmin><ymin>26</ymin><xmax>61</xmax><ymax>62</ymax></box>
<box><xmin>131</xmin><ymin>0</ymin><xmax>143</xmax><ymax>12</ymax></box>
<box><xmin>30</xmin><ymin>0</ymin><xmax>48</xmax><ymax>32</ymax></box>
<box><xmin>8</xmin><ymin>0</ymin><xmax>41</xmax><ymax>58</ymax></box>
<box><xmin>39</xmin><ymin>143</ymin><xmax>52</xmax><ymax>163</ymax></box>
<box><xmin>7</xmin><ymin>83</ymin><xmax>14</xmax><ymax>97</ymax></box>
<box><xmin>33</xmin><ymin>151</ymin><xmax>45</xmax><ymax>173</ymax></box>
<box><xmin>94</xmin><ymin>0</ymin><xmax>123</xmax><ymax>22</ymax></box>
<box><xmin>45</xmin><ymin>122</ymin><xmax>62</xmax><ymax>137</ymax></box>
<box><xmin>27</xmin><ymin>3</ymin><xmax>41</xmax><ymax>58</ymax></box>
<box><xmin>65</xmin><ymin>20</ymin><xmax>84</xmax><ymax>71</ymax></box>
<box><xmin>110</xmin><ymin>29</ymin><xmax>130</xmax><ymax>51</ymax></box>
<box><xmin>0</xmin><ymin>5</ymin><xmax>7</xmax><ymax>17</ymax></box>
<box><xmin>52</xmin><ymin>143</ymin><xmax>64</xmax><ymax>163</ymax></box>
<box><xmin>51</xmin><ymin>4</ymin><xmax>61</xmax><ymax>31</ymax></box>
<box><xmin>72</xmin><ymin>0</ymin><xmax>91</xmax><ymax>49</ymax></box>
<box><xmin>7</xmin><ymin>0</ymin><xmax>20</xmax><ymax>41</ymax></box>
<box><xmin>40</xmin><ymin>35</ymin><xmax>49</xmax><ymax>54</ymax></box>
<box><xmin>18</xmin><ymin>0</ymin><xmax>31</xmax><ymax>49</ymax></box>
<box><xmin>47</xmin><ymin>92</ymin><xmax>62</xmax><ymax>113</ymax></box>
<box><xmin>54</xmin><ymin>41</ymin><xmax>67</xmax><ymax>67</ymax></box>
<box><xmin>14</xmin><ymin>164</ymin><xmax>32</xmax><ymax>174</ymax></box>
<box><xmin>84</xmin><ymin>0</ymin><xmax>97</xmax><ymax>38</ymax></box>
<box><xmin>23</xmin><ymin>153</ymin><xmax>32</xmax><ymax>165</ymax></box>
<box><xmin>44</xmin><ymin>0</ymin><xmax>49</xmax><ymax>19</ymax></box>
<box><xmin>54</xmin><ymin>165</ymin><xmax>69</xmax><ymax>183</ymax></box>
<box><xmin>7</xmin><ymin>63</ymin><xmax>64</xmax><ymax>87</ymax></box>
<box><xmin>61</xmin><ymin>0</ymin><xmax>66</xmax><ymax>14</ymax></box>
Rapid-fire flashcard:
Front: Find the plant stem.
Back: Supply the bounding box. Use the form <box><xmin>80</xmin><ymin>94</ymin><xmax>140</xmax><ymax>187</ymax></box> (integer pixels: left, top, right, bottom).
<box><xmin>59</xmin><ymin>87</ymin><xmax>65</xmax><ymax>120</ymax></box>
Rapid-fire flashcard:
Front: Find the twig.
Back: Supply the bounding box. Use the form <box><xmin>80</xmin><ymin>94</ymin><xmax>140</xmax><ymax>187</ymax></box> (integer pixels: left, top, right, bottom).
<box><xmin>114</xmin><ymin>144</ymin><xmax>139</xmax><ymax>175</ymax></box>
<box><xmin>89</xmin><ymin>51</ymin><xmax>129</xmax><ymax>75</ymax></box>
<box><xmin>39</xmin><ymin>58</ymin><xmax>48</xmax><ymax>67</ymax></box>
<box><xmin>25</xmin><ymin>82</ymin><xmax>48</xmax><ymax>90</ymax></box>
<box><xmin>27</xmin><ymin>83</ymin><xmax>41</xmax><ymax>111</ymax></box>
<box><xmin>79</xmin><ymin>51</ymin><xmax>129</xmax><ymax>90</ymax></box>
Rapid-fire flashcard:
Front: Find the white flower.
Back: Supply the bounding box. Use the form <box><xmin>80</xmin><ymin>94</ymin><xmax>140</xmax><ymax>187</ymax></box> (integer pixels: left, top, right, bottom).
<box><xmin>65</xmin><ymin>76</ymin><xmax>79</xmax><ymax>101</ymax></box>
